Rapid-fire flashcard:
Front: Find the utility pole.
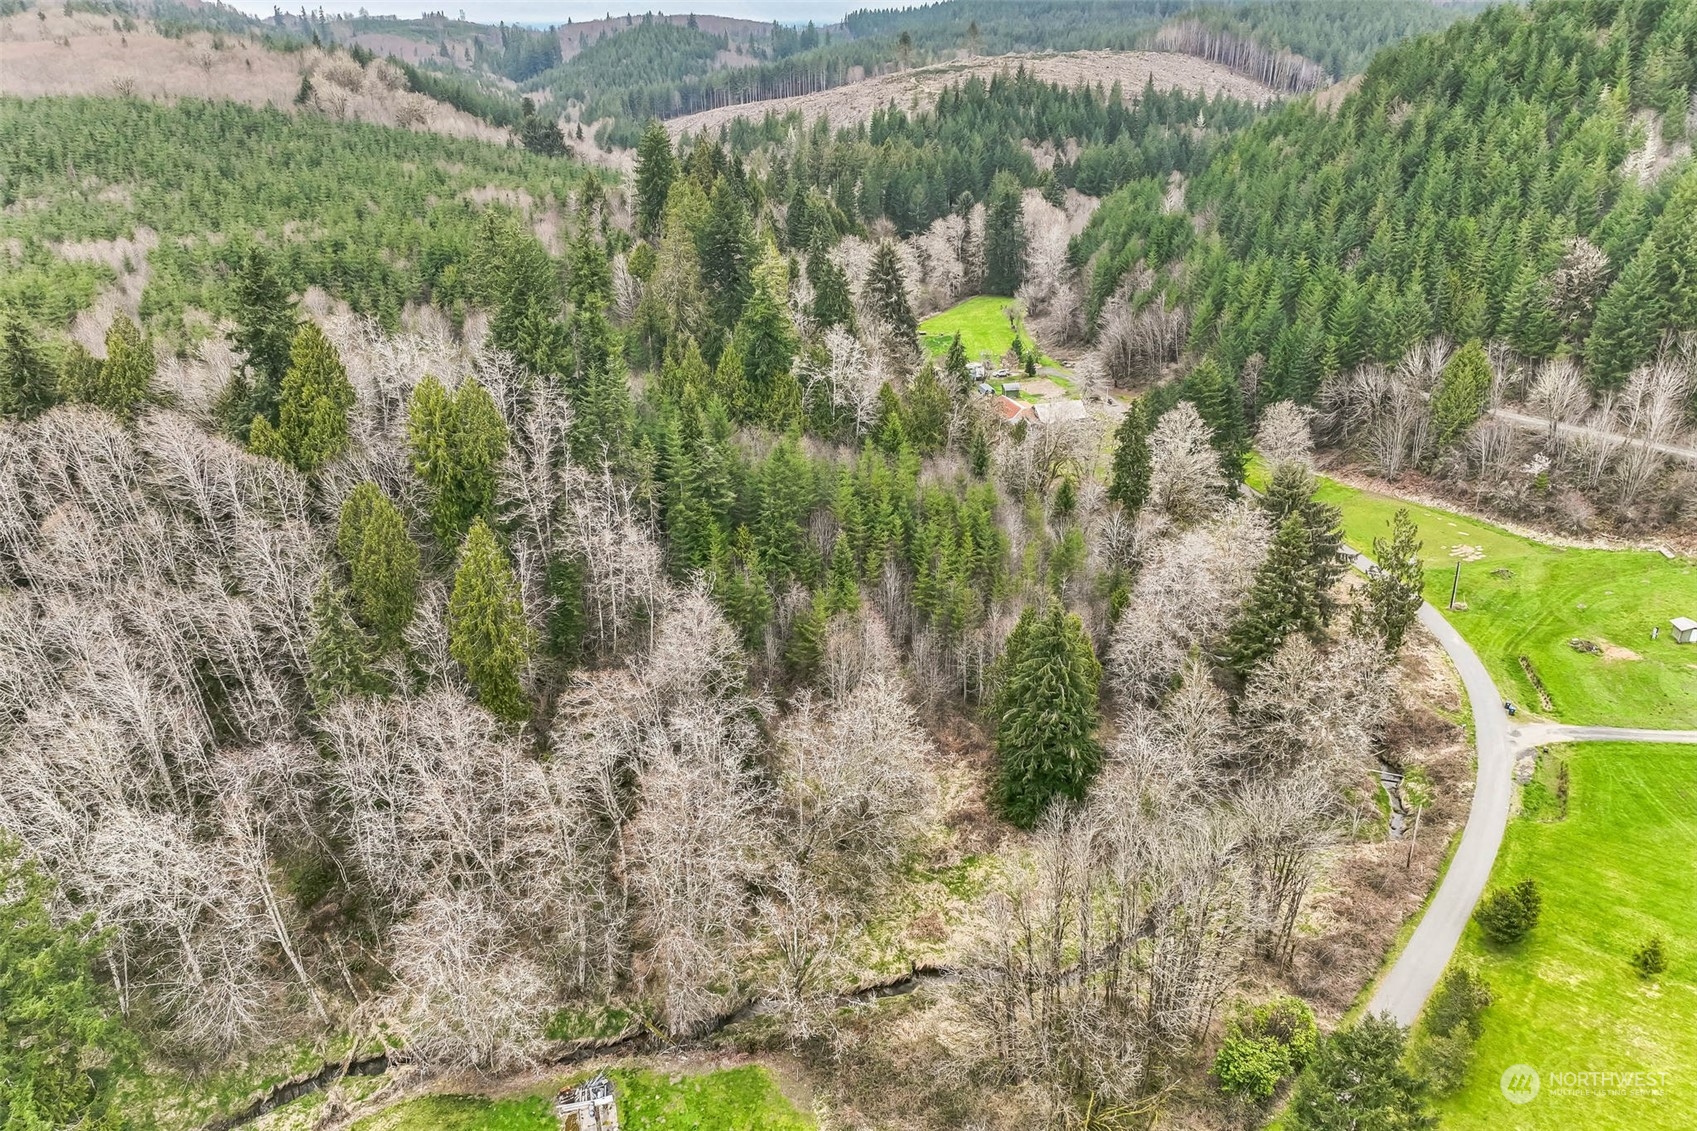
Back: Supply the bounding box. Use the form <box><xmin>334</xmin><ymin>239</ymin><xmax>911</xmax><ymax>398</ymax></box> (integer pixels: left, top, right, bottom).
<box><xmin>1405</xmin><ymin>804</ymin><xmax>1423</xmax><ymax>869</ymax></box>
<box><xmin>1449</xmin><ymin>561</ymin><xmax>1461</xmax><ymax>610</ymax></box>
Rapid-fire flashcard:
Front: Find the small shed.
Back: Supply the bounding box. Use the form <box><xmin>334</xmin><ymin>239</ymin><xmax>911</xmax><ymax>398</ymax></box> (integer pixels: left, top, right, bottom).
<box><xmin>1002</xmin><ymin>381</ymin><xmax>1022</xmax><ymax>396</ymax></box>
<box><xmin>1672</xmin><ymin>617</ymin><xmax>1697</xmax><ymax>644</ymax></box>
<box><xmin>556</xmin><ymin>1073</ymin><xmax>619</xmax><ymax>1131</ymax></box>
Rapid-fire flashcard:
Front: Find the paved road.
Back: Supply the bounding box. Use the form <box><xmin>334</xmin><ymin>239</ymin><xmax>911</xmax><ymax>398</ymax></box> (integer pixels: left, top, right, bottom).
<box><xmin>1365</xmin><ymin>585</ymin><xmax>1514</xmax><ymax>1027</ymax></box>
<box><xmin>1491</xmin><ymin>406</ymin><xmax>1697</xmax><ymax>463</ymax></box>
<box><xmin>1356</xmin><ymin>544</ymin><xmax>1697</xmax><ymax>1026</ymax></box>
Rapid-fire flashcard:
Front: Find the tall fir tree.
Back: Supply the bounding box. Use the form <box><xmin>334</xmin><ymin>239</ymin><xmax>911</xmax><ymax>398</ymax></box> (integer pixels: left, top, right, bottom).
<box><xmin>306</xmin><ymin>577</ymin><xmax>384</xmax><ymax>708</ymax></box>
<box><xmin>633</xmin><ymin>120</ymin><xmax>677</xmax><ymax>240</ymax></box>
<box><xmin>70</xmin><ymin>314</ymin><xmax>154</xmax><ymax>420</ymax></box>
<box><xmin>903</xmin><ymin>361</ymin><xmax>951</xmax><ymax>455</ymax></box>
<box><xmin>0</xmin><ymin>314</ymin><xmax>57</xmax><ymax>419</ymax></box>
<box><xmin>0</xmin><ymin>838</ymin><xmax>135</xmax><ymax>1131</ymax></box>
<box><xmin>1183</xmin><ymin>359</ymin><xmax>1249</xmax><ymax>489</ymax></box>
<box><xmin>994</xmin><ymin>603</ymin><xmax>1103</xmax><ymax>828</ymax></box>
<box><xmin>941</xmin><ymin>331</ymin><xmax>971</xmax><ymax>394</ymax></box>
<box><xmin>866</xmin><ymin>239</ymin><xmax>917</xmax><ymax>349</ymax></box>
<box><xmin>228</xmin><ymin>243</ymin><xmax>299</xmax><ymax>433</ymax></box>
<box><xmin>984</xmin><ymin>172</ymin><xmax>1027</xmax><ymax>296</ymax></box>
<box><xmin>1351</xmin><ymin>507</ymin><xmax>1425</xmax><ymax>655</ymax></box>
<box><xmin>1585</xmin><ymin>237</ymin><xmax>1667</xmax><ymax>388</ymax></box>
<box><xmin>249</xmin><ymin>322</ymin><xmax>354</xmax><ymax>473</ymax></box>
<box><xmin>699</xmin><ymin>178</ymin><xmax>756</xmax><ymax>336</ymax></box>
<box><xmin>1428</xmin><ymin>338</ymin><xmax>1493</xmax><ymax>457</ymax></box>
<box><xmin>806</xmin><ymin>243</ymin><xmax>856</xmax><ymax>333</ymax></box>
<box><xmin>1261</xmin><ymin>461</ymin><xmax>1346</xmax><ymax>622</ymax></box>
<box><xmin>407</xmin><ymin>375</ymin><xmax>509</xmax><ymax>546</ymax></box>
<box><xmin>1107</xmin><ymin>396</ymin><xmax>1153</xmax><ymax>513</ymax></box>
<box><xmin>448</xmin><ymin>519</ymin><xmax>533</xmax><ymax>722</ymax></box>
<box><xmin>336</xmin><ymin>482</ymin><xmax>421</xmax><ymax>650</ymax></box>
<box><xmin>1225</xmin><ymin>512</ymin><xmax>1323</xmax><ymax>676</ymax></box>
<box><xmin>1289</xmin><ymin>1014</ymin><xmax>1435</xmax><ymax>1131</ymax></box>
<box><xmin>1501</xmin><ymin>263</ymin><xmax>1560</xmax><ymax>359</ymax></box>
<box><xmin>733</xmin><ymin>244</ymin><xmax>799</xmax><ymax>423</ymax></box>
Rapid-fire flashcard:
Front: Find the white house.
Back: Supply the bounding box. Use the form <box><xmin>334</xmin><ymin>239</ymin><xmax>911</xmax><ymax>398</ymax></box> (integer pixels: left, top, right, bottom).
<box><xmin>1033</xmin><ymin>400</ymin><xmax>1088</xmax><ymax>425</ymax></box>
<box><xmin>1672</xmin><ymin>616</ymin><xmax>1697</xmax><ymax>644</ymax></box>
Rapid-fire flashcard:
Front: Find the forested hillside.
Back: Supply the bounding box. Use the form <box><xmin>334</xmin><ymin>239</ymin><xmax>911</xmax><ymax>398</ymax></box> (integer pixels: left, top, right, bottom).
<box><xmin>1081</xmin><ymin>0</ymin><xmax>1697</xmax><ymax>393</ymax></box>
<box><xmin>0</xmin><ymin>96</ymin><xmax>577</xmax><ymax>331</ymax></box>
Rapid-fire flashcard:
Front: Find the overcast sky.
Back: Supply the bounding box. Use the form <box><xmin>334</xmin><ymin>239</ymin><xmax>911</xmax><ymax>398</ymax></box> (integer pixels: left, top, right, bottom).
<box><xmin>220</xmin><ymin>1</ymin><xmax>865</xmax><ymax>23</ymax></box>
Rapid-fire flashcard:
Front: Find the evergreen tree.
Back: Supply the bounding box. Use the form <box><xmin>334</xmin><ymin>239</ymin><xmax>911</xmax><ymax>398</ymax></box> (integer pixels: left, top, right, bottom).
<box><xmin>1585</xmin><ymin>237</ymin><xmax>1667</xmax><ymax>388</ymax></box>
<box><xmin>826</xmin><ymin>538</ymin><xmax>860</xmax><ymax>615</ymax></box>
<box><xmin>307</xmin><ymin>577</ymin><xmax>384</xmax><ymax>707</ymax></box>
<box><xmin>1106</xmin><ymin>395</ymin><xmax>1153</xmax><ymax>513</ymax></box>
<box><xmin>785</xmin><ymin>591</ymin><xmax>828</xmax><ymax>684</ymax></box>
<box><xmin>407</xmin><ymin>375</ymin><xmax>509</xmax><ymax>546</ymax></box>
<box><xmin>1428</xmin><ymin>338</ymin><xmax>1492</xmax><ymax>457</ymax></box>
<box><xmin>570</xmin><ymin>359</ymin><xmax>635</xmax><ymax>468</ymax></box>
<box><xmin>1261</xmin><ymin>461</ymin><xmax>1345</xmax><ymax>621</ymax></box>
<box><xmin>1183</xmin><ymin>359</ymin><xmax>1249</xmax><ymax>488</ymax></box>
<box><xmin>248</xmin><ymin>322</ymin><xmax>353</xmax><ymax>473</ymax></box>
<box><xmin>733</xmin><ymin>245</ymin><xmax>799</xmax><ymax>423</ymax></box>
<box><xmin>941</xmin><ymin>331</ymin><xmax>971</xmax><ymax>394</ymax></box>
<box><xmin>903</xmin><ymin>361</ymin><xmax>951</xmax><ymax>455</ymax></box>
<box><xmin>1501</xmin><ymin>263</ymin><xmax>1559</xmax><ymax>358</ymax></box>
<box><xmin>994</xmin><ymin>603</ymin><xmax>1103</xmax><ymax>828</ymax></box>
<box><xmin>708</xmin><ymin>338</ymin><xmax>751</xmax><ymax>419</ymax></box>
<box><xmin>1352</xmin><ymin>507</ymin><xmax>1425</xmax><ymax>655</ymax></box>
<box><xmin>57</xmin><ymin>343</ymin><xmax>101</xmax><ymax>406</ymax></box>
<box><xmin>0</xmin><ymin>313</ymin><xmax>57</xmax><ymax>419</ymax></box>
<box><xmin>1289</xmin><ymin>1014</ymin><xmax>1435</xmax><ymax>1131</ymax></box>
<box><xmin>71</xmin><ymin>314</ymin><xmax>154</xmax><ymax>420</ymax></box>
<box><xmin>866</xmin><ymin>239</ymin><xmax>917</xmax><ymax>349</ymax></box>
<box><xmin>700</xmin><ymin>178</ymin><xmax>756</xmax><ymax>335</ymax></box>
<box><xmin>633</xmin><ymin>119</ymin><xmax>677</xmax><ymax>240</ymax></box>
<box><xmin>1226</xmin><ymin>513</ymin><xmax>1322</xmax><ymax>676</ymax></box>
<box><xmin>806</xmin><ymin>244</ymin><xmax>855</xmax><ymax>333</ymax></box>
<box><xmin>566</xmin><ymin>222</ymin><xmax>613</xmax><ymax>313</ymax></box>
<box><xmin>985</xmin><ymin>172</ymin><xmax>1026</xmax><ymax>295</ymax></box>
<box><xmin>0</xmin><ymin>838</ymin><xmax>135</xmax><ymax>1131</ymax></box>
<box><xmin>336</xmin><ymin>482</ymin><xmax>421</xmax><ymax>650</ymax></box>
<box><xmin>448</xmin><ymin>519</ymin><xmax>533</xmax><ymax>722</ymax></box>
<box><xmin>713</xmin><ymin>526</ymin><xmax>771</xmax><ymax>651</ymax></box>
<box><xmin>229</xmin><ymin>243</ymin><xmax>299</xmax><ymax>431</ymax></box>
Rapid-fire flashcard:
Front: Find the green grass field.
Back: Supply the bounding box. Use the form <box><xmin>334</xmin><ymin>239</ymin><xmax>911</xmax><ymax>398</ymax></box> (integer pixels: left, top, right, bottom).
<box><xmin>1248</xmin><ymin>467</ymin><xmax>1697</xmax><ymax>728</ymax></box>
<box><xmin>1432</xmin><ymin>743</ymin><xmax>1697</xmax><ymax>1128</ymax></box>
<box><xmin>917</xmin><ymin>295</ymin><xmax>1061</xmax><ymax>373</ymax></box>
<box><xmin>346</xmin><ymin>1066</ymin><xmax>813</xmax><ymax>1131</ymax></box>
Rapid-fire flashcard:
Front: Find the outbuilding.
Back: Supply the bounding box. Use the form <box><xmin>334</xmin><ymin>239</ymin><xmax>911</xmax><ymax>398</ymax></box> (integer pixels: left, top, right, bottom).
<box><xmin>1672</xmin><ymin>616</ymin><xmax>1697</xmax><ymax>644</ymax></box>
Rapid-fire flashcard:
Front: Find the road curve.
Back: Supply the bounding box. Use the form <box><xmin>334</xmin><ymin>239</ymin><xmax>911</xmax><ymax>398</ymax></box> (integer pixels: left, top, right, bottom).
<box><xmin>1365</xmin><ymin>586</ymin><xmax>1514</xmax><ymax>1027</ymax></box>
<box><xmin>1356</xmin><ymin>545</ymin><xmax>1697</xmax><ymax>1026</ymax></box>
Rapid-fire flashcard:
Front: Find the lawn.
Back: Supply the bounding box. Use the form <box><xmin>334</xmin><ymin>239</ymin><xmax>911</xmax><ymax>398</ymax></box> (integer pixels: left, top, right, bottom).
<box><xmin>1430</xmin><ymin>743</ymin><xmax>1697</xmax><ymax>1129</ymax></box>
<box><xmin>918</xmin><ymin>295</ymin><xmax>1061</xmax><ymax>373</ymax></box>
<box><xmin>346</xmin><ymin>1065</ymin><xmax>813</xmax><ymax>1131</ymax></box>
<box><xmin>1247</xmin><ymin>466</ymin><xmax>1697</xmax><ymax>728</ymax></box>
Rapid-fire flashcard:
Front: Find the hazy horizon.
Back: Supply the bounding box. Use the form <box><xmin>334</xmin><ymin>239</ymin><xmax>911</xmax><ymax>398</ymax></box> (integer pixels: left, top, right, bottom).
<box><xmin>219</xmin><ymin>1</ymin><xmax>875</xmax><ymax>24</ymax></box>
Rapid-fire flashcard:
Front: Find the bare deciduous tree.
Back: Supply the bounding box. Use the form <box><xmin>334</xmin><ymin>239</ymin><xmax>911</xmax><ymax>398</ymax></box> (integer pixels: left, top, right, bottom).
<box><xmin>1253</xmin><ymin>400</ymin><xmax>1315</xmax><ymax>468</ymax></box>
<box><xmin>1147</xmin><ymin>402</ymin><xmax>1224</xmax><ymax>523</ymax></box>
